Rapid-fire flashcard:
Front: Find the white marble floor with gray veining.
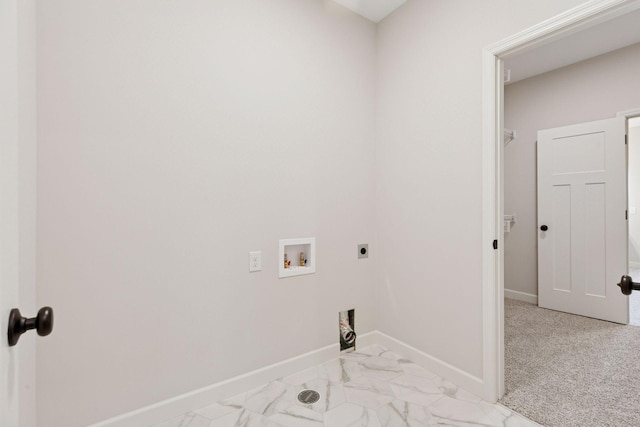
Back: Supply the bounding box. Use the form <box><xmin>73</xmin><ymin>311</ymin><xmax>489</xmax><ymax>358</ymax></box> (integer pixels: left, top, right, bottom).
<box><xmin>153</xmin><ymin>345</ymin><xmax>540</xmax><ymax>427</ymax></box>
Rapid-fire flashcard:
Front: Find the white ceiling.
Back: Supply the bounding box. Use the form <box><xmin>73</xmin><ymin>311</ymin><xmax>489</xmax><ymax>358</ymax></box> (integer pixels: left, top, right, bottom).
<box><xmin>505</xmin><ymin>8</ymin><xmax>640</xmax><ymax>84</ymax></box>
<box><xmin>332</xmin><ymin>0</ymin><xmax>406</xmax><ymax>23</ymax></box>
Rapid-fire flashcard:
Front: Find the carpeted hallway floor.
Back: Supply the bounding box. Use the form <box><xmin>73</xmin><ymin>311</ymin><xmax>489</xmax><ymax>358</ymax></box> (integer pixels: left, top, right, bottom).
<box><xmin>630</xmin><ymin>268</ymin><xmax>640</xmax><ymax>325</ymax></box>
<box><xmin>500</xmin><ymin>298</ymin><xmax>640</xmax><ymax>427</ymax></box>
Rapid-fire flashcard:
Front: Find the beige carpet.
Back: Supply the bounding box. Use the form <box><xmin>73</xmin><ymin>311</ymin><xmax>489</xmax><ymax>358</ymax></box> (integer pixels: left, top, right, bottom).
<box><xmin>630</xmin><ymin>268</ymin><xmax>640</xmax><ymax>325</ymax></box>
<box><xmin>500</xmin><ymin>298</ymin><xmax>640</xmax><ymax>427</ymax></box>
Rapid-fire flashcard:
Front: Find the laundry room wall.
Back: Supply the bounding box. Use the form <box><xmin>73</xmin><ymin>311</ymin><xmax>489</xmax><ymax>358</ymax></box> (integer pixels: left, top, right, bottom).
<box><xmin>36</xmin><ymin>1</ymin><xmax>377</xmax><ymax>425</ymax></box>
<box><xmin>375</xmin><ymin>0</ymin><xmax>588</xmax><ymax>381</ymax></box>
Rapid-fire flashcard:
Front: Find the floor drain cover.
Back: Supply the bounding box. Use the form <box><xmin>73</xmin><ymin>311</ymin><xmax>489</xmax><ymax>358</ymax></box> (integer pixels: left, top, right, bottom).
<box><xmin>297</xmin><ymin>389</ymin><xmax>320</xmax><ymax>404</ymax></box>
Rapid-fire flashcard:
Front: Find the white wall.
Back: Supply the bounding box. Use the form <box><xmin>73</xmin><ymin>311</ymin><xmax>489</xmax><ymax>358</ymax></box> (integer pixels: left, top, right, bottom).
<box><xmin>375</xmin><ymin>0</ymin><xmax>587</xmax><ymax>380</ymax></box>
<box><xmin>504</xmin><ymin>42</ymin><xmax>640</xmax><ymax>297</ymax></box>
<box><xmin>629</xmin><ymin>121</ymin><xmax>640</xmax><ymax>266</ymax></box>
<box><xmin>36</xmin><ymin>1</ymin><xmax>377</xmax><ymax>425</ymax></box>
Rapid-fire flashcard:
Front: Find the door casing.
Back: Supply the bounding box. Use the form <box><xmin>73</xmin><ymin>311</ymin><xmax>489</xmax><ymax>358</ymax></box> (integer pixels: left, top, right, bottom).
<box><xmin>0</xmin><ymin>0</ymin><xmax>37</xmax><ymax>426</ymax></box>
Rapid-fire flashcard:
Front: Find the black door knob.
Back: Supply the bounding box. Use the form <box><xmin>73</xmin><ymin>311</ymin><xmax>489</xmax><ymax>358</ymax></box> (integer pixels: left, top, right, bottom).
<box><xmin>540</xmin><ymin>225</ymin><xmax>548</xmax><ymax>231</ymax></box>
<box><xmin>7</xmin><ymin>307</ymin><xmax>54</xmax><ymax>347</ymax></box>
<box><xmin>618</xmin><ymin>275</ymin><xmax>640</xmax><ymax>295</ymax></box>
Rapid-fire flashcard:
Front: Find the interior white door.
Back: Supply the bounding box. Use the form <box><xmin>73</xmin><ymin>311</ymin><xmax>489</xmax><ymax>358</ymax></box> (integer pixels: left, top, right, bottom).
<box><xmin>537</xmin><ymin>116</ymin><xmax>628</xmax><ymax>324</ymax></box>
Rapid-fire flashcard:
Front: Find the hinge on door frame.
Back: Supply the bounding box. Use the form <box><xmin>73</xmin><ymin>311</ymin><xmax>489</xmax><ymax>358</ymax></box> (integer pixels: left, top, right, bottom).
<box><xmin>626</xmin><ymin>210</ymin><xmax>628</xmax><ymax>220</ymax></box>
<box><xmin>493</xmin><ymin>240</ymin><xmax>498</xmax><ymax>250</ymax></box>
<box><xmin>626</xmin><ymin>134</ymin><xmax>628</xmax><ymax>145</ymax></box>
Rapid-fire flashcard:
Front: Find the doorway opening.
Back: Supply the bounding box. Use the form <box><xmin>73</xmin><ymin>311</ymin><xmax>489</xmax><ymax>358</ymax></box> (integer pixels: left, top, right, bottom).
<box><xmin>482</xmin><ymin>0</ymin><xmax>640</xmax><ymax>418</ymax></box>
<box><xmin>484</xmin><ymin>0</ymin><xmax>640</xmax><ymax>419</ymax></box>
<box><xmin>500</xmin><ymin>74</ymin><xmax>640</xmax><ymax>427</ymax></box>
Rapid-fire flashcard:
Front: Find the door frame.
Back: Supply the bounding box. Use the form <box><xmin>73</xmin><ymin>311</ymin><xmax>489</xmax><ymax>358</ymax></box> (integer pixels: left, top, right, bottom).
<box><xmin>1</xmin><ymin>0</ymin><xmax>37</xmax><ymax>425</ymax></box>
<box><xmin>620</xmin><ymin>109</ymin><xmax>640</xmax><ymax>297</ymax></box>
<box><xmin>617</xmin><ymin>107</ymin><xmax>640</xmax><ymax>119</ymax></box>
<box><xmin>482</xmin><ymin>0</ymin><xmax>640</xmax><ymax>401</ymax></box>
<box><xmin>1</xmin><ymin>0</ymin><xmax>23</xmax><ymax>424</ymax></box>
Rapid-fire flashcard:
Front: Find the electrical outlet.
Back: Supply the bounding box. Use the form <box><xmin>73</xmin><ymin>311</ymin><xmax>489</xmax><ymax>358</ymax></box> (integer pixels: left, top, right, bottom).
<box><xmin>249</xmin><ymin>251</ymin><xmax>261</xmax><ymax>272</ymax></box>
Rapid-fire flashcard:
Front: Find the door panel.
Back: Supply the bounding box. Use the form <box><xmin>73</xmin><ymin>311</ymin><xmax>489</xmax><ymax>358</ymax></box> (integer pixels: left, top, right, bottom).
<box><xmin>538</xmin><ymin>117</ymin><xmax>628</xmax><ymax>324</ymax></box>
<box><xmin>552</xmin><ymin>132</ymin><xmax>605</xmax><ymax>174</ymax></box>
<box><xmin>551</xmin><ymin>185</ymin><xmax>572</xmax><ymax>292</ymax></box>
<box><xmin>585</xmin><ymin>183</ymin><xmax>606</xmax><ymax>297</ymax></box>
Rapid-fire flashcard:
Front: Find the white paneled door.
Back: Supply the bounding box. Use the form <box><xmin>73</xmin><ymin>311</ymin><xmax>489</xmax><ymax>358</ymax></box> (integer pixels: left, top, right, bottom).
<box><xmin>537</xmin><ymin>117</ymin><xmax>629</xmax><ymax>324</ymax></box>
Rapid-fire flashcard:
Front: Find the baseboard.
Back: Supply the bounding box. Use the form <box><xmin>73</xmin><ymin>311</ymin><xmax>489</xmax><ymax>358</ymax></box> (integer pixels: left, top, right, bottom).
<box><xmin>90</xmin><ymin>331</ymin><xmax>485</xmax><ymax>426</ymax></box>
<box><xmin>371</xmin><ymin>331</ymin><xmax>488</xmax><ymax>400</ymax></box>
<box><xmin>90</xmin><ymin>331</ymin><xmax>379</xmax><ymax>427</ymax></box>
<box><xmin>504</xmin><ymin>289</ymin><xmax>538</xmax><ymax>305</ymax></box>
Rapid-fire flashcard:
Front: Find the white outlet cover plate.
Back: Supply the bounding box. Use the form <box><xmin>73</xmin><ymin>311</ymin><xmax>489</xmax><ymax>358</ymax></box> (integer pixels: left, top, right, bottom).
<box><xmin>249</xmin><ymin>251</ymin><xmax>261</xmax><ymax>272</ymax></box>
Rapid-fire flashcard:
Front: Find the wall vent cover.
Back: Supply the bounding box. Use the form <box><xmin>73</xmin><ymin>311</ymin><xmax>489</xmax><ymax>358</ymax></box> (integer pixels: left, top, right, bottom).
<box><xmin>297</xmin><ymin>390</ymin><xmax>320</xmax><ymax>404</ymax></box>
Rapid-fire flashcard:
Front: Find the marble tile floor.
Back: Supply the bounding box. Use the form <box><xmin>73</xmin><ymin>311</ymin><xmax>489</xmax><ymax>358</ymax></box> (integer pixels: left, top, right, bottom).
<box><xmin>154</xmin><ymin>345</ymin><xmax>540</xmax><ymax>427</ymax></box>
